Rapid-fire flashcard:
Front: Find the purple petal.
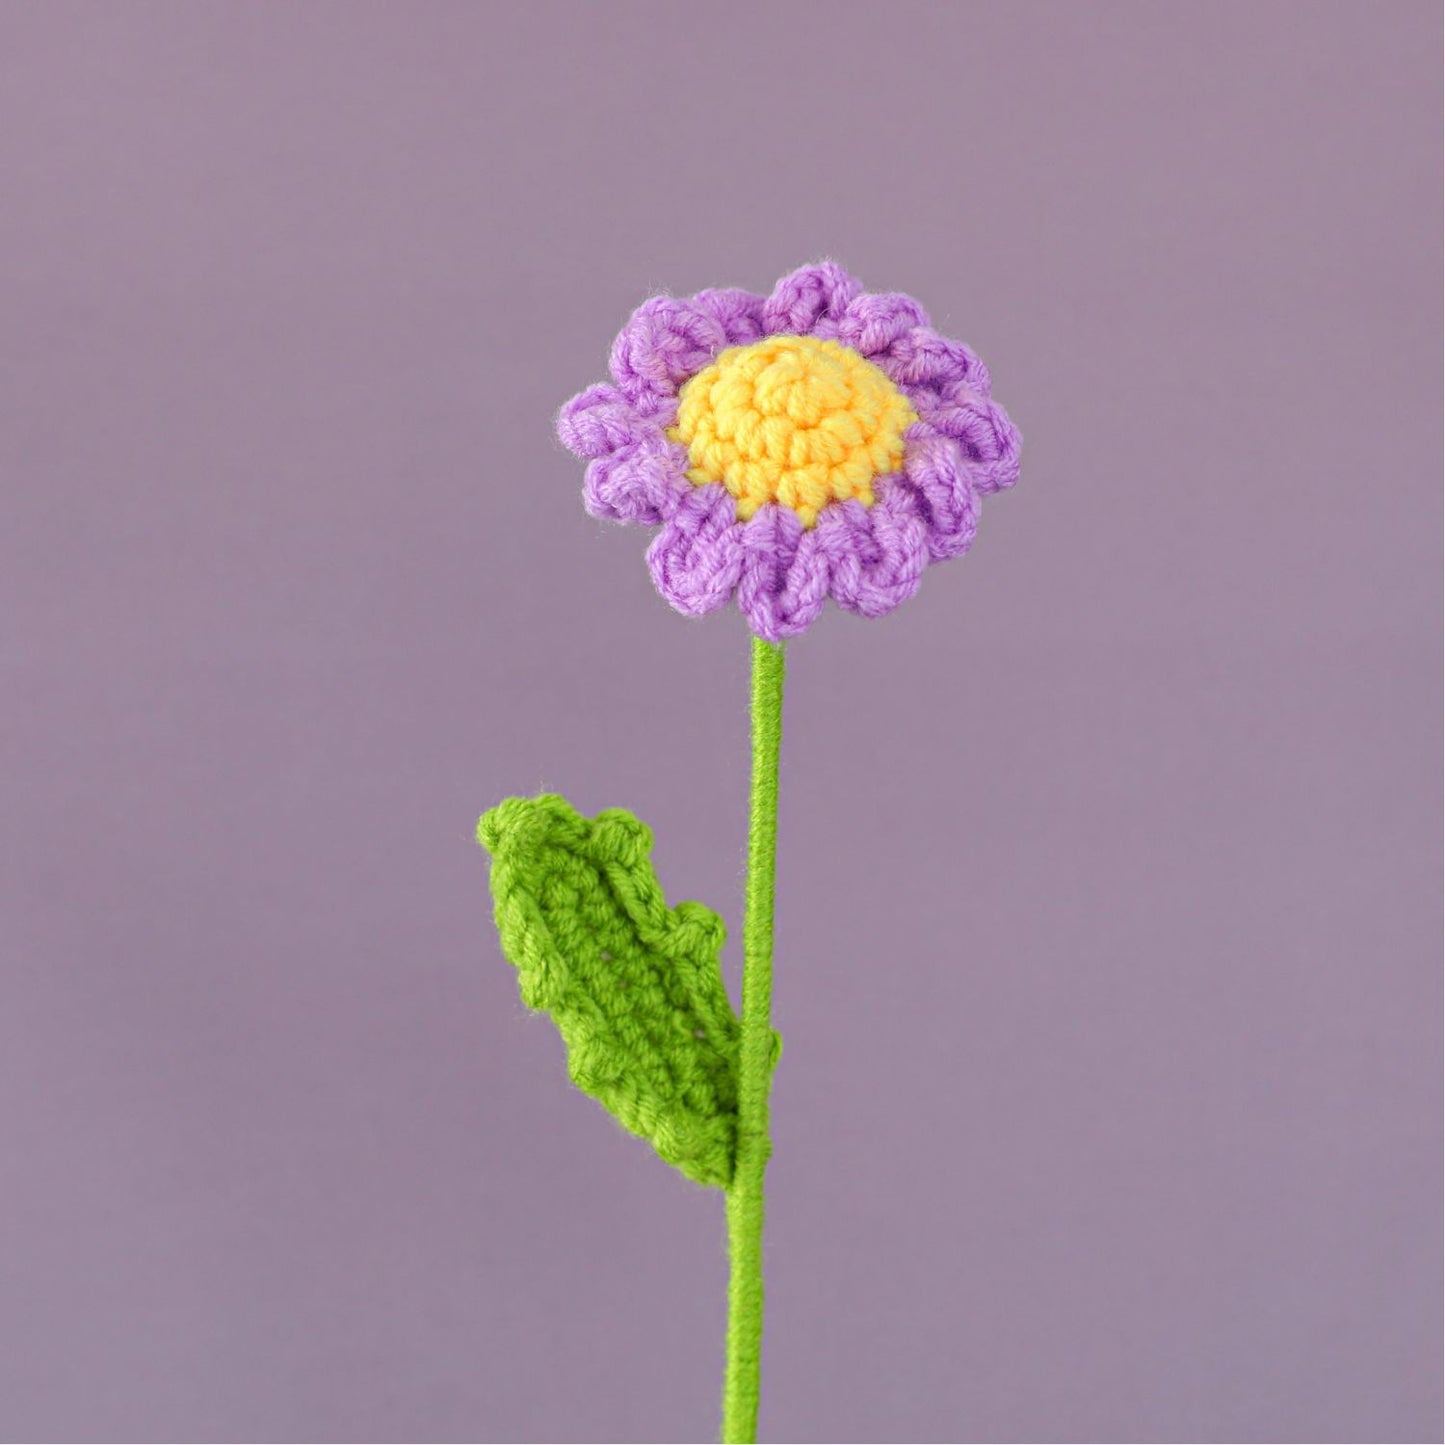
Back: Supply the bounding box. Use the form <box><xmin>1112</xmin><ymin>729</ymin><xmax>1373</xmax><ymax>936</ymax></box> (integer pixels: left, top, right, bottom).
<box><xmin>734</xmin><ymin>505</ymin><xmax>831</xmax><ymax>641</ymax></box>
<box><xmin>899</xmin><ymin>431</ymin><xmax>981</xmax><ymax>560</ymax></box>
<box><xmin>646</xmin><ymin>484</ymin><xmax>744</xmax><ymax>617</ymax></box>
<box><xmin>910</xmin><ymin>333</ymin><xmax>989</xmax><ymax>402</ymax></box>
<box><xmin>760</xmin><ymin>262</ymin><xmax>863</xmax><ymax>337</ymax></box>
<box><xmin>608</xmin><ymin>296</ymin><xmax>728</xmax><ymax>412</ymax></box>
<box><xmin>926</xmin><ymin>398</ymin><xmax>1021</xmax><ymax>495</ymax></box>
<box><xmin>557</xmin><ymin>383</ymin><xmax>652</xmax><ymax>460</ymax></box>
<box><xmin>835</xmin><ymin>291</ymin><xmax>930</xmax><ymax>357</ymax></box>
<box><xmin>584</xmin><ymin>433</ymin><xmax>689</xmax><ymax>526</ymax></box>
<box><xmin>941</xmin><ymin>349</ymin><xmax>992</xmax><ymax>401</ymax></box>
<box><xmin>815</xmin><ymin>495</ymin><xmax>929</xmax><ymax>619</ymax></box>
<box><xmin>691</xmin><ymin>287</ymin><xmax>769</xmax><ymax>346</ymax></box>
<box><xmin>872</xmin><ymin>326</ymin><xmax>969</xmax><ymax>390</ymax></box>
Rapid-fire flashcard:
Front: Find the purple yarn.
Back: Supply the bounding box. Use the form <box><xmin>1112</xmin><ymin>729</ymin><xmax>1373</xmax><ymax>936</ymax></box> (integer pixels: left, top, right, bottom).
<box><xmin>557</xmin><ymin>261</ymin><xmax>1021</xmax><ymax>640</ymax></box>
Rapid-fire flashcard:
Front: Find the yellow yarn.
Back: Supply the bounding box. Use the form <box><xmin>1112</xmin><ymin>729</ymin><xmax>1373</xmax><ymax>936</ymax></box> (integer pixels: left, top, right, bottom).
<box><xmin>668</xmin><ymin>336</ymin><xmax>917</xmax><ymax>528</ymax></box>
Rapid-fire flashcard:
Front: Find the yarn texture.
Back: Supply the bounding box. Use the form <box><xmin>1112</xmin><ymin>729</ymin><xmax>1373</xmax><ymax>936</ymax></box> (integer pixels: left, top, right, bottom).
<box><xmin>556</xmin><ymin>260</ymin><xmax>1022</xmax><ymax>640</ymax></box>
<box><xmin>481</xmin><ymin>260</ymin><xmax>1023</xmax><ymax>1441</ymax></box>
<box><xmin>670</xmin><ymin>335</ymin><xmax>917</xmax><ymax>526</ymax></box>
<box><xmin>722</xmin><ymin>636</ymin><xmax>786</xmax><ymax>1443</ymax></box>
<box><xmin>475</xmin><ymin>646</ymin><xmax>788</xmax><ymax>1440</ymax></box>
<box><xmin>479</xmin><ymin>793</ymin><xmax>754</xmax><ymax>1189</ymax></box>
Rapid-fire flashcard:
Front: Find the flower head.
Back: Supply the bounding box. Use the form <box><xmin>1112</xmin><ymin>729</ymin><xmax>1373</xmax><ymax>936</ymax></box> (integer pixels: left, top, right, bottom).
<box><xmin>557</xmin><ymin>262</ymin><xmax>1021</xmax><ymax>640</ymax></box>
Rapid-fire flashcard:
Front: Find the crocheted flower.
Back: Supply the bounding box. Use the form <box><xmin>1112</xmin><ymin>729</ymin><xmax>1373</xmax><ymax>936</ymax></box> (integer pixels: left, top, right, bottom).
<box><xmin>557</xmin><ymin>261</ymin><xmax>1021</xmax><ymax>641</ymax></box>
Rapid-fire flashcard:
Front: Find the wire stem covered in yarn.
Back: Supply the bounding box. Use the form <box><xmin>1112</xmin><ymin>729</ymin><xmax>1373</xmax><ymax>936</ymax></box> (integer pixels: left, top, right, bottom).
<box><xmin>722</xmin><ymin>637</ymin><xmax>785</xmax><ymax>1443</ymax></box>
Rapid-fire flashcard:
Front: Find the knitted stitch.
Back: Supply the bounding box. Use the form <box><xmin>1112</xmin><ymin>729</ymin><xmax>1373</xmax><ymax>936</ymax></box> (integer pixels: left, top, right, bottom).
<box><xmin>670</xmin><ymin>335</ymin><xmax>918</xmax><ymax>526</ymax></box>
<box><xmin>478</xmin><ymin>793</ymin><xmax>753</xmax><ymax>1190</ymax></box>
<box><xmin>485</xmin><ymin>260</ymin><xmax>1022</xmax><ymax>1441</ymax></box>
<box><xmin>557</xmin><ymin>260</ymin><xmax>1022</xmax><ymax>640</ymax></box>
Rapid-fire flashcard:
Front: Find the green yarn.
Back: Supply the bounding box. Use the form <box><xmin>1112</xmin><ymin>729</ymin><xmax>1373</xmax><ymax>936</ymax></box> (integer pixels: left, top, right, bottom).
<box><xmin>722</xmin><ymin>637</ymin><xmax>786</xmax><ymax>1445</ymax></box>
<box><xmin>478</xmin><ymin>639</ymin><xmax>787</xmax><ymax>1441</ymax></box>
<box><xmin>478</xmin><ymin>793</ymin><xmax>745</xmax><ymax>1189</ymax></box>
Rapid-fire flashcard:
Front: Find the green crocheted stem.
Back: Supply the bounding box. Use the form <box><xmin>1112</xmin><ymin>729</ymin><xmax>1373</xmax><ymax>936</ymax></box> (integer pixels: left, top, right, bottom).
<box><xmin>479</xmin><ymin>794</ymin><xmax>742</xmax><ymax>1189</ymax></box>
<box><xmin>722</xmin><ymin>637</ymin><xmax>785</xmax><ymax>1445</ymax></box>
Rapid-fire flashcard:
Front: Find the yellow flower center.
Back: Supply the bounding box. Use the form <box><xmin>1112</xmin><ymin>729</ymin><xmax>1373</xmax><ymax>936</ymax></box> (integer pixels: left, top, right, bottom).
<box><xmin>667</xmin><ymin>335</ymin><xmax>917</xmax><ymax>528</ymax></box>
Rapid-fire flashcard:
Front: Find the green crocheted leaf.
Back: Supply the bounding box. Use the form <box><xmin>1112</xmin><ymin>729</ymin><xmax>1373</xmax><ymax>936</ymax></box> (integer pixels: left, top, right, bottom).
<box><xmin>478</xmin><ymin>793</ymin><xmax>743</xmax><ymax>1189</ymax></box>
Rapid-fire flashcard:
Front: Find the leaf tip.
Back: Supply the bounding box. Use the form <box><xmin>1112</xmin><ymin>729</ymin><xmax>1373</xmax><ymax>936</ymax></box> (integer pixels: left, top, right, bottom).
<box><xmin>477</xmin><ymin>793</ymin><xmax>578</xmax><ymax>859</ymax></box>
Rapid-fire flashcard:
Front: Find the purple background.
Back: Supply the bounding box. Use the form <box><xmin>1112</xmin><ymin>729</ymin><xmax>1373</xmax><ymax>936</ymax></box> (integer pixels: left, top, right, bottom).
<box><xmin>2</xmin><ymin>3</ymin><xmax>1440</xmax><ymax>1441</ymax></box>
